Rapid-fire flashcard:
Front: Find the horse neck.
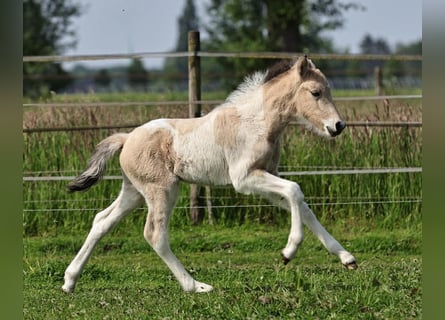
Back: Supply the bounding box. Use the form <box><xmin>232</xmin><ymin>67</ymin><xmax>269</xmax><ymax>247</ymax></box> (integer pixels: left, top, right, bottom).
<box><xmin>261</xmin><ymin>76</ymin><xmax>299</xmax><ymax>141</ymax></box>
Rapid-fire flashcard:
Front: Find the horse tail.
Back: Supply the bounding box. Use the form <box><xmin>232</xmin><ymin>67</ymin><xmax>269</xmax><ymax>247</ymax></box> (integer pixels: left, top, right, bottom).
<box><xmin>67</xmin><ymin>133</ymin><xmax>129</xmax><ymax>192</ymax></box>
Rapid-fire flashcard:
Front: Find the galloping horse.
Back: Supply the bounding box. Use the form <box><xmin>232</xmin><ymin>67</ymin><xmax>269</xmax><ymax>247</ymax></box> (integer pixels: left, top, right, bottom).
<box><xmin>62</xmin><ymin>56</ymin><xmax>357</xmax><ymax>294</ymax></box>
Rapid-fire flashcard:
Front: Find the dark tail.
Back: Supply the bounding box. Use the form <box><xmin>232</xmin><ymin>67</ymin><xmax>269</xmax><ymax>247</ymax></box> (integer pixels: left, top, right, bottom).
<box><xmin>67</xmin><ymin>133</ymin><xmax>128</xmax><ymax>192</ymax></box>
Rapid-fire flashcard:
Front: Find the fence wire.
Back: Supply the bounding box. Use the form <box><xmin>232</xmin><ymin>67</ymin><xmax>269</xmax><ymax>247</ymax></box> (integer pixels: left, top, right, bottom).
<box><xmin>22</xmin><ymin>198</ymin><xmax>422</xmax><ymax>214</ymax></box>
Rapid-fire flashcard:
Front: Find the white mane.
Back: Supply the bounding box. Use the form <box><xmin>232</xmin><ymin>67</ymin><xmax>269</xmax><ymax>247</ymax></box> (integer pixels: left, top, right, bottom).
<box><xmin>225</xmin><ymin>71</ymin><xmax>266</xmax><ymax>104</ymax></box>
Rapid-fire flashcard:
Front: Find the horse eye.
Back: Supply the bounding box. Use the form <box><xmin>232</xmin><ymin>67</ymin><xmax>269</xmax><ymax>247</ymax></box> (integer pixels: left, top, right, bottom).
<box><xmin>311</xmin><ymin>90</ymin><xmax>321</xmax><ymax>98</ymax></box>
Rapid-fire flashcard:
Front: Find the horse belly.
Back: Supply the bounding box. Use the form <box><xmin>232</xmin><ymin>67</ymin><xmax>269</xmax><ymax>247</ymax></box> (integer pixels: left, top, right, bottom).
<box><xmin>173</xmin><ymin>143</ymin><xmax>231</xmax><ymax>186</ymax></box>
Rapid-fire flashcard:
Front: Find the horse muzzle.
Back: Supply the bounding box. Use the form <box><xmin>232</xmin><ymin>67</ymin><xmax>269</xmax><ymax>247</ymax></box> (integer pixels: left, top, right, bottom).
<box><xmin>326</xmin><ymin>120</ymin><xmax>346</xmax><ymax>137</ymax></box>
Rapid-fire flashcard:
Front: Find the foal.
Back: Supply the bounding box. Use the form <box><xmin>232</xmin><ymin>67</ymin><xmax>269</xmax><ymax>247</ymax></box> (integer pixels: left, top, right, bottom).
<box><xmin>62</xmin><ymin>56</ymin><xmax>357</xmax><ymax>294</ymax></box>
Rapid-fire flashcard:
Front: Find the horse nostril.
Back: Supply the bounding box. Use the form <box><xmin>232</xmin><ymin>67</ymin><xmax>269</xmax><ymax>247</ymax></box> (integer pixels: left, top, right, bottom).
<box><xmin>335</xmin><ymin>121</ymin><xmax>346</xmax><ymax>134</ymax></box>
<box><xmin>326</xmin><ymin>121</ymin><xmax>346</xmax><ymax>137</ymax></box>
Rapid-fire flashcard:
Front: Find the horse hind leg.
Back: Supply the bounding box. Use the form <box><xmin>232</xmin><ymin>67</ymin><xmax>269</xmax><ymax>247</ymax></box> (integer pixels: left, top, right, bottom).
<box><xmin>62</xmin><ymin>177</ymin><xmax>144</xmax><ymax>293</ymax></box>
<box><xmin>141</xmin><ymin>182</ymin><xmax>213</xmax><ymax>293</ymax></box>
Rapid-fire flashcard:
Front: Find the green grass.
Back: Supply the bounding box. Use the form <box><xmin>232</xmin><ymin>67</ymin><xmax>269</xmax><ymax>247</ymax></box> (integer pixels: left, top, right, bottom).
<box><xmin>22</xmin><ymin>87</ymin><xmax>422</xmax><ymax>104</ymax></box>
<box><xmin>23</xmin><ymin>224</ymin><xmax>421</xmax><ymax>319</ymax></box>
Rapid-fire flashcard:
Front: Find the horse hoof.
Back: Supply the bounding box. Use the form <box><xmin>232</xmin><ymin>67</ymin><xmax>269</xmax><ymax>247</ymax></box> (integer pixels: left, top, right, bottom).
<box><xmin>281</xmin><ymin>253</ymin><xmax>290</xmax><ymax>265</ymax></box>
<box><xmin>343</xmin><ymin>261</ymin><xmax>358</xmax><ymax>270</ymax></box>
<box><xmin>61</xmin><ymin>285</ymin><xmax>74</xmax><ymax>293</ymax></box>
<box><xmin>194</xmin><ymin>281</ymin><xmax>214</xmax><ymax>293</ymax></box>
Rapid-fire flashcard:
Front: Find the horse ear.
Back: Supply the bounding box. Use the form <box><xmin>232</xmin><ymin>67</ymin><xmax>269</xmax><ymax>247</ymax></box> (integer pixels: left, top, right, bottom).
<box><xmin>296</xmin><ymin>55</ymin><xmax>309</xmax><ymax>77</ymax></box>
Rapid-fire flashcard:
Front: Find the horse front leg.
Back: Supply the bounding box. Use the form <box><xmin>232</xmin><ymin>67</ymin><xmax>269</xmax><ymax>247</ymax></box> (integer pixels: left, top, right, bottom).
<box><xmin>233</xmin><ymin>170</ymin><xmax>305</xmax><ymax>263</ymax></box>
<box><xmin>234</xmin><ymin>170</ymin><xmax>357</xmax><ymax>268</ymax></box>
<box><xmin>260</xmin><ymin>183</ymin><xmax>357</xmax><ymax>268</ymax></box>
<box><xmin>299</xmin><ymin>201</ymin><xmax>357</xmax><ymax>269</ymax></box>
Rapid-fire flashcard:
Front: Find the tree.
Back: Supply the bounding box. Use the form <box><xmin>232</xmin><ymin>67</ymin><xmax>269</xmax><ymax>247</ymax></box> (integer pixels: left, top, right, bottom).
<box><xmin>176</xmin><ymin>0</ymin><xmax>200</xmax><ymax>52</ymax></box>
<box><xmin>23</xmin><ymin>0</ymin><xmax>83</xmax><ymax>97</ymax></box>
<box><xmin>358</xmin><ymin>33</ymin><xmax>391</xmax><ymax>74</ymax></box>
<box><xmin>127</xmin><ymin>59</ymin><xmax>149</xmax><ymax>91</ymax></box>
<box><xmin>164</xmin><ymin>0</ymin><xmax>200</xmax><ymax>77</ymax></box>
<box><xmin>94</xmin><ymin>69</ymin><xmax>112</xmax><ymax>91</ymax></box>
<box><xmin>204</xmin><ymin>0</ymin><xmax>362</xmax><ymax>88</ymax></box>
<box><xmin>393</xmin><ymin>40</ymin><xmax>422</xmax><ymax>77</ymax></box>
<box><xmin>359</xmin><ymin>34</ymin><xmax>392</xmax><ymax>56</ymax></box>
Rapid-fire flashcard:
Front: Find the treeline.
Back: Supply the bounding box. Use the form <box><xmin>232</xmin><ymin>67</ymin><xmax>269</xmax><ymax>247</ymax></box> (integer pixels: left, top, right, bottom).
<box><xmin>23</xmin><ymin>0</ymin><xmax>421</xmax><ymax>97</ymax></box>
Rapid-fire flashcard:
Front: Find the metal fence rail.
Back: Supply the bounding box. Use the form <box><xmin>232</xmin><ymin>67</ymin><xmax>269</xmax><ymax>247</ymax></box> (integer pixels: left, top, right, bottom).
<box><xmin>22</xmin><ymin>167</ymin><xmax>422</xmax><ymax>182</ymax></box>
<box><xmin>22</xmin><ymin>121</ymin><xmax>423</xmax><ymax>133</ymax></box>
<box><xmin>23</xmin><ymin>51</ymin><xmax>423</xmax><ymax>63</ymax></box>
<box><xmin>21</xmin><ymin>95</ymin><xmax>423</xmax><ymax>109</ymax></box>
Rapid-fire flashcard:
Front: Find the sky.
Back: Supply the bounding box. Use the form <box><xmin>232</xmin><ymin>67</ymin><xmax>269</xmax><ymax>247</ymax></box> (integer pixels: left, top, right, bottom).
<box><xmin>63</xmin><ymin>0</ymin><xmax>422</xmax><ymax>70</ymax></box>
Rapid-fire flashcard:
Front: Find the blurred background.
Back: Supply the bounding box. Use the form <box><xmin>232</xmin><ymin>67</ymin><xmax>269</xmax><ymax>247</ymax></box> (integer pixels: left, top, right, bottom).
<box><xmin>23</xmin><ymin>0</ymin><xmax>421</xmax><ymax>97</ymax></box>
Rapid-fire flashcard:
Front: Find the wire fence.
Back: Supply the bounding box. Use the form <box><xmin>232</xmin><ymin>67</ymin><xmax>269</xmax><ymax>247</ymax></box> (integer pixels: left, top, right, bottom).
<box><xmin>23</xmin><ymin>47</ymin><xmax>422</xmax><ymax>218</ymax></box>
<box><xmin>23</xmin><ymin>50</ymin><xmax>422</xmax><ymax>131</ymax></box>
<box><xmin>23</xmin><ymin>199</ymin><xmax>422</xmax><ymax>214</ymax></box>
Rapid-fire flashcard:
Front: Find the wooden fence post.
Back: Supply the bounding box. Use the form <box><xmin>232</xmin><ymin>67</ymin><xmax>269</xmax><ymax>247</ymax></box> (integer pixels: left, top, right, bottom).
<box><xmin>374</xmin><ymin>66</ymin><xmax>383</xmax><ymax>95</ymax></box>
<box><xmin>188</xmin><ymin>30</ymin><xmax>205</xmax><ymax>225</ymax></box>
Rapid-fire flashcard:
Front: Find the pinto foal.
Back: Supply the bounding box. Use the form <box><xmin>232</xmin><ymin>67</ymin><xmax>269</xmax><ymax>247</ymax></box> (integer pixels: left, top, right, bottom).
<box><xmin>62</xmin><ymin>56</ymin><xmax>357</xmax><ymax>294</ymax></box>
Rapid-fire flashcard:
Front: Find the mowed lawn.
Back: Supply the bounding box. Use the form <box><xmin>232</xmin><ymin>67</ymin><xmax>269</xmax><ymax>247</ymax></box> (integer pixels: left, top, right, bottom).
<box><xmin>23</xmin><ymin>223</ymin><xmax>421</xmax><ymax>319</ymax></box>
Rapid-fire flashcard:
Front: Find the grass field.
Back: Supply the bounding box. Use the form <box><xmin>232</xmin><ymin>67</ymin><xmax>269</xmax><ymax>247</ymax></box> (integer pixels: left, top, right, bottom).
<box><xmin>23</xmin><ymin>89</ymin><xmax>422</xmax><ymax>318</ymax></box>
<box><xmin>24</xmin><ymin>224</ymin><xmax>421</xmax><ymax>319</ymax></box>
